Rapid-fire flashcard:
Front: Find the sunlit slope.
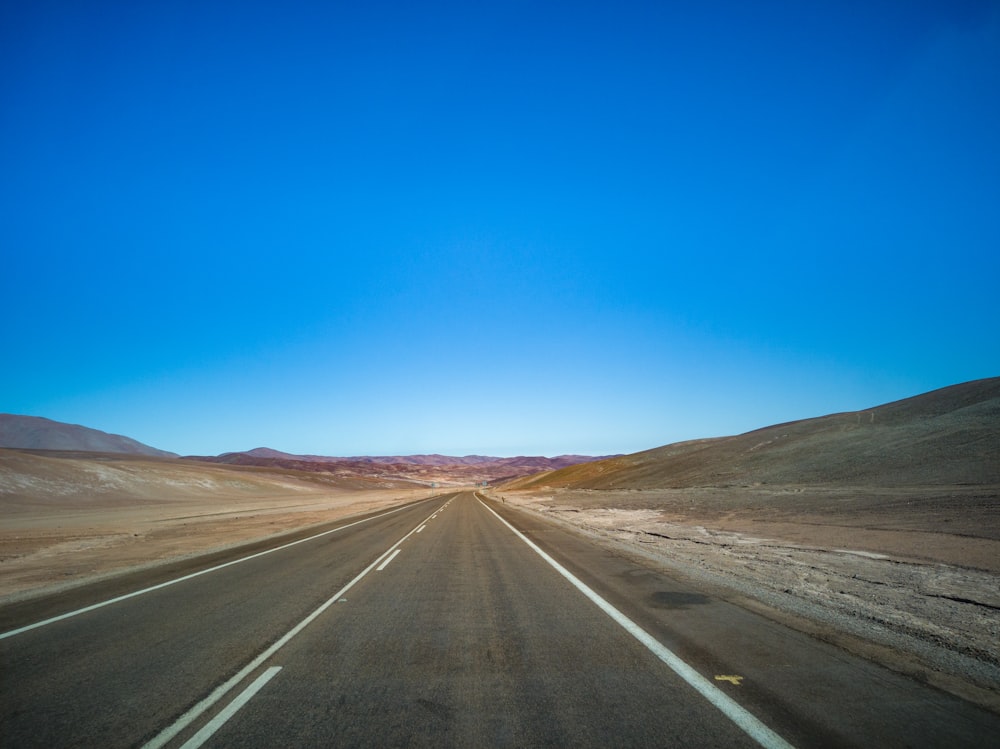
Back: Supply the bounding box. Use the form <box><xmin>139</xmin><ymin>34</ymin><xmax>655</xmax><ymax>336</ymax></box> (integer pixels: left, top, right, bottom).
<box><xmin>505</xmin><ymin>378</ymin><xmax>1000</xmax><ymax>490</ymax></box>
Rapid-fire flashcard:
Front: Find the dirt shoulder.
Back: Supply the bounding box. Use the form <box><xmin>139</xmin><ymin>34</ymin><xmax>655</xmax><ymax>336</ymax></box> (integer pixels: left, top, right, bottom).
<box><xmin>487</xmin><ymin>485</ymin><xmax>1000</xmax><ymax>714</ymax></box>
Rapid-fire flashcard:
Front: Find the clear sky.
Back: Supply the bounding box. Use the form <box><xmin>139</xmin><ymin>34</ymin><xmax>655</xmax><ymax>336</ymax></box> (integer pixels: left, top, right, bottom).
<box><xmin>2</xmin><ymin>1</ymin><xmax>998</xmax><ymax>457</ymax></box>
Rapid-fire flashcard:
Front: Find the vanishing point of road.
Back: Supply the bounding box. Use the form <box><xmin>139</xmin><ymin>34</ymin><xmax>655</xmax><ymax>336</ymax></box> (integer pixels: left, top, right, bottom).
<box><xmin>2</xmin><ymin>491</ymin><xmax>998</xmax><ymax>747</ymax></box>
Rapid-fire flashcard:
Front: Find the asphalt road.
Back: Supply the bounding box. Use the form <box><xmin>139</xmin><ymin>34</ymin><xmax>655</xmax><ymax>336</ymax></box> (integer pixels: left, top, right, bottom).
<box><xmin>2</xmin><ymin>491</ymin><xmax>998</xmax><ymax>747</ymax></box>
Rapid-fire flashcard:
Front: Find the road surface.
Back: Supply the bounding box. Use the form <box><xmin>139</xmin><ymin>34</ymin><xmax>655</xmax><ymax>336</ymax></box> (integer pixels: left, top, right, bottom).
<box><xmin>2</xmin><ymin>491</ymin><xmax>998</xmax><ymax>747</ymax></box>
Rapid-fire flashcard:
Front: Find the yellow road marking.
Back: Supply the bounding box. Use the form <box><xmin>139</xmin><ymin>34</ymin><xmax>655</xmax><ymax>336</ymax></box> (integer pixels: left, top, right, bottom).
<box><xmin>715</xmin><ymin>675</ymin><xmax>744</xmax><ymax>685</ymax></box>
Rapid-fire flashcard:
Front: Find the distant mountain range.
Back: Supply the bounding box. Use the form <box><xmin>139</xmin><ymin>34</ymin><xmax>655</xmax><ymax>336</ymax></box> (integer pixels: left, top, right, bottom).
<box><xmin>229</xmin><ymin>447</ymin><xmax>596</xmax><ymax>468</ymax></box>
<box><xmin>503</xmin><ymin>377</ymin><xmax>1000</xmax><ymax>490</ymax></box>
<box><xmin>184</xmin><ymin>449</ymin><xmax>610</xmax><ymax>485</ymax></box>
<box><xmin>0</xmin><ymin>414</ymin><xmax>178</xmax><ymax>458</ymax></box>
<box><xmin>0</xmin><ymin>414</ymin><xmax>608</xmax><ymax>484</ymax></box>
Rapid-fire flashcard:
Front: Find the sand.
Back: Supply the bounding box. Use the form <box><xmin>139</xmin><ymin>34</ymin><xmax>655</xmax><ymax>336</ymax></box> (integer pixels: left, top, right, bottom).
<box><xmin>0</xmin><ymin>449</ymin><xmax>430</xmax><ymax>602</ymax></box>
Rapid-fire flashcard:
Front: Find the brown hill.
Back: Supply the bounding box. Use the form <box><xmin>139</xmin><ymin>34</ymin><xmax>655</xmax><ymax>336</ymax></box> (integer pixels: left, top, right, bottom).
<box><xmin>0</xmin><ymin>414</ymin><xmax>177</xmax><ymax>458</ymax></box>
<box><xmin>503</xmin><ymin>377</ymin><xmax>1000</xmax><ymax>490</ymax></box>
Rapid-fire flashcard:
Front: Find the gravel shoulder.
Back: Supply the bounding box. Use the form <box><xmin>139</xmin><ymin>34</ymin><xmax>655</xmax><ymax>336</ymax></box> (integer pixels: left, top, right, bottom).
<box><xmin>487</xmin><ymin>485</ymin><xmax>1000</xmax><ymax>714</ymax></box>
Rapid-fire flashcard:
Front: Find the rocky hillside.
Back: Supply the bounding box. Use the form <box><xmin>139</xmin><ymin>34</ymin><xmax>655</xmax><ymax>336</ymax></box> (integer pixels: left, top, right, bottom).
<box><xmin>503</xmin><ymin>378</ymin><xmax>1000</xmax><ymax>490</ymax></box>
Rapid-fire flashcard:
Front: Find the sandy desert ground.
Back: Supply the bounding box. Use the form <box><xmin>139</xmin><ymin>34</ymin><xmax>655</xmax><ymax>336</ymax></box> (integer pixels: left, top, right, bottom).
<box><xmin>485</xmin><ymin>485</ymin><xmax>1000</xmax><ymax>712</ymax></box>
<box><xmin>0</xmin><ymin>450</ymin><xmax>428</xmax><ymax>603</ymax></box>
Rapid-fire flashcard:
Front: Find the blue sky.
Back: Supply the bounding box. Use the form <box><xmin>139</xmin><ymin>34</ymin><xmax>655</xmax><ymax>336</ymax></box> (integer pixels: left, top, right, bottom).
<box><xmin>2</xmin><ymin>1</ymin><xmax>998</xmax><ymax>457</ymax></box>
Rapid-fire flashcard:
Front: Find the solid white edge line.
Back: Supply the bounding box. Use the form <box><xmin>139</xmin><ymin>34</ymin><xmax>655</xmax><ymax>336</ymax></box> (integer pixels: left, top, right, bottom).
<box><xmin>377</xmin><ymin>548</ymin><xmax>402</xmax><ymax>571</ymax></box>
<box><xmin>179</xmin><ymin>666</ymin><xmax>282</xmax><ymax>749</ymax></box>
<box><xmin>0</xmin><ymin>499</ymin><xmax>427</xmax><ymax>640</ymax></box>
<box><xmin>475</xmin><ymin>494</ymin><xmax>795</xmax><ymax>749</ymax></box>
<box><xmin>141</xmin><ymin>499</ymin><xmax>445</xmax><ymax>749</ymax></box>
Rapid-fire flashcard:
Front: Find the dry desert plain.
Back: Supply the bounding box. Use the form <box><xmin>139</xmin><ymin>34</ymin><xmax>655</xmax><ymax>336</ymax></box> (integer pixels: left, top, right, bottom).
<box><xmin>0</xmin><ymin>449</ymin><xmax>429</xmax><ymax>601</ymax></box>
<box><xmin>2</xmin><ymin>378</ymin><xmax>998</xmax><ymax>715</ymax></box>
